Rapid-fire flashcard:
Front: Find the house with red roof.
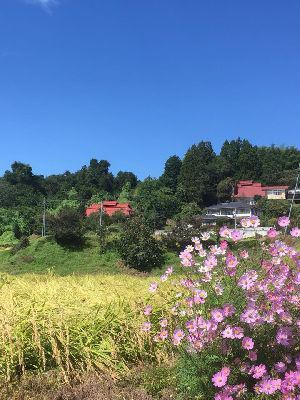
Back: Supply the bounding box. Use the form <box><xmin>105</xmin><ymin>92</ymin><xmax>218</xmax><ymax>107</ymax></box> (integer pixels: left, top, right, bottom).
<box><xmin>85</xmin><ymin>201</ymin><xmax>133</xmax><ymax>217</ymax></box>
<box><xmin>234</xmin><ymin>180</ymin><xmax>288</xmax><ymax>200</ymax></box>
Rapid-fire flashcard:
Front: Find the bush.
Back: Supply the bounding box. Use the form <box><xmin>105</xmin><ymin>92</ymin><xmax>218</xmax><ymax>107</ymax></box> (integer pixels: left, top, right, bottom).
<box><xmin>10</xmin><ymin>236</ymin><xmax>30</xmax><ymax>255</ymax></box>
<box><xmin>0</xmin><ymin>231</ymin><xmax>18</xmax><ymax>247</ymax></box>
<box><xmin>143</xmin><ymin>216</ymin><xmax>300</xmax><ymax>399</ymax></box>
<box><xmin>117</xmin><ymin>216</ymin><xmax>164</xmax><ymax>272</ymax></box>
<box><xmin>48</xmin><ymin>207</ymin><xmax>84</xmax><ymax>248</ymax></box>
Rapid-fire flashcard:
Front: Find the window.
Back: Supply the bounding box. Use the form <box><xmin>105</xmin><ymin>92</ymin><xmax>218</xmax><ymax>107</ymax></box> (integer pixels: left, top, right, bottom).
<box><xmin>267</xmin><ymin>190</ymin><xmax>284</xmax><ymax>196</ymax></box>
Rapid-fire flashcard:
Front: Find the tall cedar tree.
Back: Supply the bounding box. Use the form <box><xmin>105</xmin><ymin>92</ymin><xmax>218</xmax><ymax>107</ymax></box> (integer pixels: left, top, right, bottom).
<box><xmin>178</xmin><ymin>141</ymin><xmax>216</xmax><ymax>206</ymax></box>
<box><xmin>160</xmin><ymin>155</ymin><xmax>182</xmax><ymax>193</ymax></box>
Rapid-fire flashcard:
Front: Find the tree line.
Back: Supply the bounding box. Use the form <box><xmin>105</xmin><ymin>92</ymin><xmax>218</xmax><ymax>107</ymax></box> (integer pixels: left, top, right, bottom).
<box><xmin>0</xmin><ymin>138</ymin><xmax>299</xmax><ymax>240</ymax></box>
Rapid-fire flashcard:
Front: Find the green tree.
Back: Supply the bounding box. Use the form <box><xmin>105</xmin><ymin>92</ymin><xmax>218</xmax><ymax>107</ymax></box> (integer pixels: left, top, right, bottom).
<box><xmin>117</xmin><ymin>215</ymin><xmax>164</xmax><ymax>271</ymax></box>
<box><xmin>178</xmin><ymin>141</ymin><xmax>216</xmax><ymax>206</ymax></box>
<box><xmin>160</xmin><ymin>155</ymin><xmax>182</xmax><ymax>192</ymax></box>
<box><xmin>48</xmin><ymin>207</ymin><xmax>84</xmax><ymax>248</ymax></box>
<box><xmin>217</xmin><ymin>177</ymin><xmax>235</xmax><ymax>202</ymax></box>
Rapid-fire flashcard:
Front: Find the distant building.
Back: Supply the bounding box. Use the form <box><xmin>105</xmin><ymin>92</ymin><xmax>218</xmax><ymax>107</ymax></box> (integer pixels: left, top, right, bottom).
<box><xmin>287</xmin><ymin>189</ymin><xmax>300</xmax><ymax>203</ymax></box>
<box><xmin>85</xmin><ymin>201</ymin><xmax>133</xmax><ymax>217</ymax></box>
<box><xmin>202</xmin><ymin>200</ymin><xmax>256</xmax><ymax>224</ymax></box>
<box><xmin>234</xmin><ymin>180</ymin><xmax>288</xmax><ymax>200</ymax></box>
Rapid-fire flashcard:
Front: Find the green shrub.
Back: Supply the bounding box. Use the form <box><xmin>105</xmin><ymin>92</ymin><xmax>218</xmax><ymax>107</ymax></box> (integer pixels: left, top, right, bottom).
<box><xmin>48</xmin><ymin>207</ymin><xmax>84</xmax><ymax>248</ymax></box>
<box><xmin>0</xmin><ymin>231</ymin><xmax>17</xmax><ymax>247</ymax></box>
<box><xmin>117</xmin><ymin>216</ymin><xmax>164</xmax><ymax>271</ymax></box>
<box><xmin>10</xmin><ymin>236</ymin><xmax>30</xmax><ymax>255</ymax></box>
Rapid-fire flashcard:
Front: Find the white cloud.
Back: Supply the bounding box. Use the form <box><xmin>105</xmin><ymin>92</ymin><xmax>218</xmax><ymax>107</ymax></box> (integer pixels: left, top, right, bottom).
<box><xmin>24</xmin><ymin>0</ymin><xmax>59</xmax><ymax>11</ymax></box>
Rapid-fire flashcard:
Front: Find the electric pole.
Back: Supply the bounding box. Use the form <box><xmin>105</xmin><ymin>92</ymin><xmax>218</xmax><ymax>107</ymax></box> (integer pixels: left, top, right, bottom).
<box><xmin>42</xmin><ymin>197</ymin><xmax>46</xmax><ymax>237</ymax></box>
<box><xmin>286</xmin><ymin>163</ymin><xmax>300</xmax><ymax>233</ymax></box>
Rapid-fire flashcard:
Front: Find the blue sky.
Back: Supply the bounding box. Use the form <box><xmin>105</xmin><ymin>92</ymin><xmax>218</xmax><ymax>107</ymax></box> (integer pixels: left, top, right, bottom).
<box><xmin>0</xmin><ymin>0</ymin><xmax>299</xmax><ymax>179</ymax></box>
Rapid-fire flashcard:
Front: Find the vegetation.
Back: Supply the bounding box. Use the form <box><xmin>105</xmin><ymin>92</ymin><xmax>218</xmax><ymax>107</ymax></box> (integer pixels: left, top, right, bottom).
<box><xmin>0</xmin><ymin>139</ymin><xmax>299</xmax><ymax>239</ymax></box>
<box><xmin>117</xmin><ymin>215</ymin><xmax>165</xmax><ymax>271</ymax></box>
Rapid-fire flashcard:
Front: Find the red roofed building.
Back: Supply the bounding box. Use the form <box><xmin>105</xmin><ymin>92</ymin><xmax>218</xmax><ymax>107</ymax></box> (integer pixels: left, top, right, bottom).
<box><xmin>234</xmin><ymin>180</ymin><xmax>288</xmax><ymax>200</ymax></box>
<box><xmin>85</xmin><ymin>201</ymin><xmax>133</xmax><ymax>217</ymax></box>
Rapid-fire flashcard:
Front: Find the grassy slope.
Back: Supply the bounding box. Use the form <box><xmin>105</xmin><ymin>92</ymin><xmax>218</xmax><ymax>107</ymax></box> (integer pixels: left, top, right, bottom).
<box><xmin>0</xmin><ymin>235</ymin><xmax>179</xmax><ymax>276</ymax></box>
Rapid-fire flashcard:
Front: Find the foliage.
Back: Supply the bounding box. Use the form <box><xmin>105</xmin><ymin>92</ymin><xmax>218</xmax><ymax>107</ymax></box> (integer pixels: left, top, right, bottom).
<box><xmin>117</xmin><ymin>215</ymin><xmax>165</xmax><ymax>271</ymax></box>
<box><xmin>10</xmin><ymin>236</ymin><xmax>30</xmax><ymax>255</ymax></box>
<box><xmin>217</xmin><ymin>177</ymin><xmax>235</xmax><ymax>202</ymax></box>
<box><xmin>174</xmin><ymin>202</ymin><xmax>202</xmax><ymax>222</ymax></box>
<box><xmin>256</xmin><ymin>198</ymin><xmax>300</xmax><ymax>226</ymax></box>
<box><xmin>144</xmin><ymin>216</ymin><xmax>300</xmax><ymax>399</ymax></box>
<box><xmin>163</xmin><ymin>221</ymin><xmax>205</xmax><ymax>251</ymax></box>
<box><xmin>134</xmin><ymin>178</ymin><xmax>181</xmax><ymax>229</ymax></box>
<box><xmin>48</xmin><ymin>207</ymin><xmax>84</xmax><ymax>248</ymax></box>
<box><xmin>160</xmin><ymin>155</ymin><xmax>182</xmax><ymax>193</ymax></box>
<box><xmin>178</xmin><ymin>141</ymin><xmax>216</xmax><ymax>206</ymax></box>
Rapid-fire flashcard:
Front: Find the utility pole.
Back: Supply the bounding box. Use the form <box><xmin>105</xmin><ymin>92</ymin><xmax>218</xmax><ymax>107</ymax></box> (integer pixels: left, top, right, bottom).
<box><xmin>286</xmin><ymin>163</ymin><xmax>300</xmax><ymax>233</ymax></box>
<box><xmin>99</xmin><ymin>201</ymin><xmax>103</xmax><ymax>230</ymax></box>
<box><xmin>99</xmin><ymin>201</ymin><xmax>105</xmax><ymax>253</ymax></box>
<box><xmin>42</xmin><ymin>197</ymin><xmax>46</xmax><ymax>237</ymax></box>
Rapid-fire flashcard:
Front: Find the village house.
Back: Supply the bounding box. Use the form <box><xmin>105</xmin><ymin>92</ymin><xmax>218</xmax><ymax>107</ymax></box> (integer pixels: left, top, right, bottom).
<box><xmin>85</xmin><ymin>201</ymin><xmax>133</xmax><ymax>217</ymax></box>
<box><xmin>234</xmin><ymin>180</ymin><xmax>288</xmax><ymax>200</ymax></box>
<box><xmin>202</xmin><ymin>201</ymin><xmax>256</xmax><ymax>225</ymax></box>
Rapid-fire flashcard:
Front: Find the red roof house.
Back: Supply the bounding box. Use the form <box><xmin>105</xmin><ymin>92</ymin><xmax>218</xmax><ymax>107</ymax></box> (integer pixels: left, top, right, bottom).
<box><xmin>85</xmin><ymin>201</ymin><xmax>133</xmax><ymax>217</ymax></box>
<box><xmin>234</xmin><ymin>180</ymin><xmax>288</xmax><ymax>200</ymax></box>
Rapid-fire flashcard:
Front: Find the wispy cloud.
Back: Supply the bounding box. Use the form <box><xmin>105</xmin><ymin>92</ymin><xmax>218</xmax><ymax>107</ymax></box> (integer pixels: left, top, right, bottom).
<box><xmin>24</xmin><ymin>0</ymin><xmax>59</xmax><ymax>12</ymax></box>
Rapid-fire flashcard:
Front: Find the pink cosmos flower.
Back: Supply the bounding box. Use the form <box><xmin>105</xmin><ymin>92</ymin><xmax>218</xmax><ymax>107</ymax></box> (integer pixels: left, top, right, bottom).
<box><xmin>232</xmin><ymin>326</ymin><xmax>244</xmax><ymax>339</ymax></box>
<box><xmin>249</xmin><ymin>215</ymin><xmax>260</xmax><ymax>227</ymax></box>
<box><xmin>219</xmin><ymin>226</ymin><xmax>232</xmax><ymax>238</ymax></box>
<box><xmin>267</xmin><ymin>228</ymin><xmax>279</xmax><ymax>238</ymax></box>
<box><xmin>159</xmin><ymin>318</ymin><xmax>168</xmax><ymax>327</ymax></box>
<box><xmin>255</xmin><ymin>378</ymin><xmax>281</xmax><ymax>394</ymax></box>
<box><xmin>251</xmin><ymin>364</ymin><xmax>267</xmax><ymax>379</ymax></box>
<box><xmin>141</xmin><ymin>322</ymin><xmax>151</xmax><ymax>332</ymax></box>
<box><xmin>222</xmin><ymin>326</ymin><xmax>234</xmax><ymax>339</ymax></box>
<box><xmin>212</xmin><ymin>367</ymin><xmax>230</xmax><ymax>387</ymax></box>
<box><xmin>143</xmin><ymin>305</ymin><xmax>152</xmax><ymax>315</ymax></box>
<box><xmin>274</xmin><ymin>361</ymin><xmax>287</xmax><ymax>373</ymax></box>
<box><xmin>211</xmin><ymin>308</ymin><xmax>225</xmax><ymax>323</ymax></box>
<box><xmin>159</xmin><ymin>329</ymin><xmax>168</xmax><ymax>340</ymax></box>
<box><xmin>239</xmin><ymin>250</ymin><xmax>249</xmax><ymax>259</ymax></box>
<box><xmin>278</xmin><ymin>216</ymin><xmax>290</xmax><ymax>227</ymax></box>
<box><xmin>290</xmin><ymin>227</ymin><xmax>300</xmax><ymax>237</ymax></box>
<box><xmin>276</xmin><ymin>326</ymin><xmax>293</xmax><ymax>346</ymax></box>
<box><xmin>230</xmin><ymin>230</ymin><xmax>243</xmax><ymax>242</ymax></box>
<box><xmin>165</xmin><ymin>266</ymin><xmax>173</xmax><ymax>275</ymax></box>
<box><xmin>172</xmin><ymin>329</ymin><xmax>185</xmax><ymax>346</ymax></box>
<box><xmin>242</xmin><ymin>337</ymin><xmax>254</xmax><ymax>350</ymax></box>
<box><xmin>248</xmin><ymin>351</ymin><xmax>258</xmax><ymax>361</ymax></box>
<box><xmin>240</xmin><ymin>218</ymin><xmax>251</xmax><ymax>228</ymax></box>
<box><xmin>223</xmin><ymin>304</ymin><xmax>236</xmax><ymax>317</ymax></box>
<box><xmin>149</xmin><ymin>282</ymin><xmax>158</xmax><ymax>292</ymax></box>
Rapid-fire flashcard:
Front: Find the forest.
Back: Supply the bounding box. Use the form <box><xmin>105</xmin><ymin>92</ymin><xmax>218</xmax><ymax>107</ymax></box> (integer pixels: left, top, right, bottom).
<box><xmin>0</xmin><ymin>138</ymin><xmax>300</xmax><ymax>243</ymax></box>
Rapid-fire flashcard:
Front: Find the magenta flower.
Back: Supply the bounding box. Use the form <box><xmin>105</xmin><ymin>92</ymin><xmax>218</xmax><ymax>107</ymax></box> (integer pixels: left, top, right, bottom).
<box><xmin>172</xmin><ymin>328</ymin><xmax>185</xmax><ymax>346</ymax></box>
<box><xmin>212</xmin><ymin>367</ymin><xmax>230</xmax><ymax>388</ymax></box>
<box><xmin>290</xmin><ymin>227</ymin><xmax>300</xmax><ymax>237</ymax></box>
<box><xmin>232</xmin><ymin>326</ymin><xmax>244</xmax><ymax>339</ymax></box>
<box><xmin>141</xmin><ymin>322</ymin><xmax>151</xmax><ymax>332</ymax></box>
<box><xmin>143</xmin><ymin>305</ymin><xmax>152</xmax><ymax>315</ymax></box>
<box><xmin>242</xmin><ymin>337</ymin><xmax>254</xmax><ymax>350</ymax></box>
<box><xmin>230</xmin><ymin>230</ymin><xmax>243</xmax><ymax>242</ymax></box>
<box><xmin>211</xmin><ymin>308</ymin><xmax>225</xmax><ymax>323</ymax></box>
<box><xmin>278</xmin><ymin>216</ymin><xmax>290</xmax><ymax>227</ymax></box>
<box><xmin>267</xmin><ymin>228</ymin><xmax>279</xmax><ymax>238</ymax></box>
<box><xmin>251</xmin><ymin>364</ymin><xmax>267</xmax><ymax>379</ymax></box>
<box><xmin>276</xmin><ymin>326</ymin><xmax>293</xmax><ymax>346</ymax></box>
<box><xmin>274</xmin><ymin>361</ymin><xmax>287</xmax><ymax>373</ymax></box>
<box><xmin>255</xmin><ymin>378</ymin><xmax>281</xmax><ymax>395</ymax></box>
<box><xmin>149</xmin><ymin>282</ymin><xmax>158</xmax><ymax>292</ymax></box>
<box><xmin>222</xmin><ymin>326</ymin><xmax>234</xmax><ymax>339</ymax></box>
<box><xmin>159</xmin><ymin>329</ymin><xmax>168</xmax><ymax>340</ymax></box>
<box><xmin>159</xmin><ymin>318</ymin><xmax>168</xmax><ymax>327</ymax></box>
